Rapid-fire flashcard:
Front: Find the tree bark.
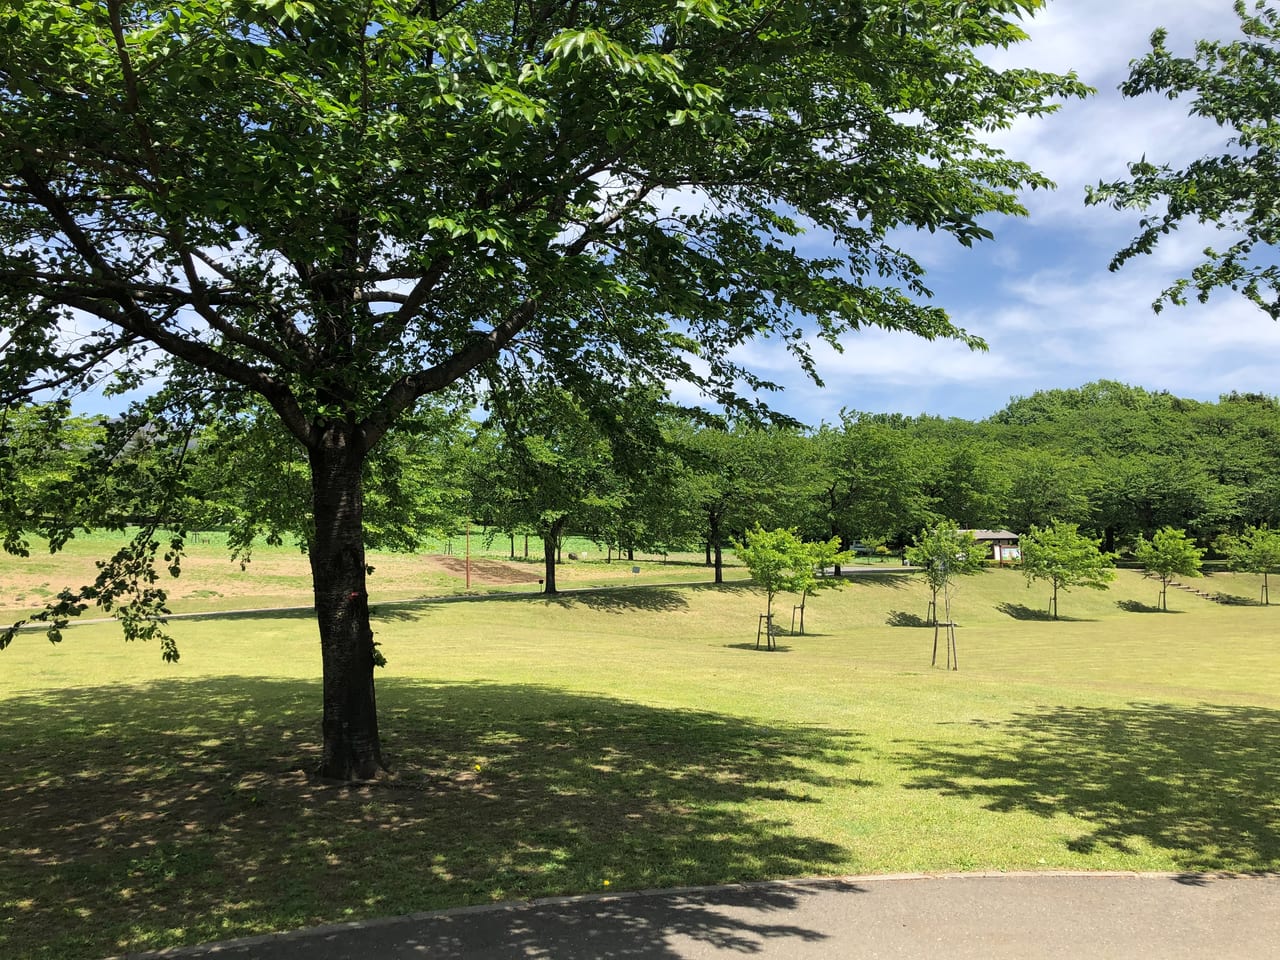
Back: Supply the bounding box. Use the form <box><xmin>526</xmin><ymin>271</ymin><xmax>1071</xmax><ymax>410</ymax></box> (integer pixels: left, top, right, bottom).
<box><xmin>542</xmin><ymin>517</ymin><xmax>566</xmax><ymax>594</ymax></box>
<box><xmin>708</xmin><ymin>510</ymin><xmax>724</xmax><ymax>583</ymax></box>
<box><xmin>309</xmin><ymin>425</ymin><xmax>384</xmax><ymax>781</ymax></box>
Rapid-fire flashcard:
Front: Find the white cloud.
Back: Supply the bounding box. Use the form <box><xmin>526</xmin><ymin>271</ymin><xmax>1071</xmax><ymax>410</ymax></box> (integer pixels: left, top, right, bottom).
<box><xmin>982</xmin><ymin>0</ymin><xmax>1246</xmax><ymax>232</ymax></box>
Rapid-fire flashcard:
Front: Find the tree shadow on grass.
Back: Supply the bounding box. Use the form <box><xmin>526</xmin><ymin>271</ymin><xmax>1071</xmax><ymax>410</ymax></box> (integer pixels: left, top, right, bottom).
<box><xmin>847</xmin><ymin>573</ymin><xmax>916</xmax><ymax>589</ymax></box>
<box><xmin>897</xmin><ymin>702</ymin><xmax>1280</xmax><ymax>872</ymax></box>
<box><xmin>0</xmin><ymin>678</ymin><xmax>858</xmax><ymax>960</ymax></box>
<box><xmin>172</xmin><ymin>606</ymin><xmax>318</xmax><ymax>623</ymax></box>
<box><xmin>886</xmin><ymin>610</ymin><xmax>929</xmax><ymax>628</ymax></box>
<box><xmin>1115</xmin><ymin>599</ymin><xmax>1181</xmax><ymax>614</ymax></box>
<box><xmin>995</xmin><ymin>602</ymin><xmax>1091</xmax><ymax>623</ymax></box>
<box><xmin>1208</xmin><ymin>592</ymin><xmax>1264</xmax><ymax>607</ymax></box>
<box><xmin>724</xmin><ymin>642</ymin><xmax>795</xmax><ymax>652</ymax></box>
<box><xmin>544</xmin><ymin>586</ymin><xmax>690</xmax><ymax>614</ymax></box>
<box><xmin>684</xmin><ymin>581</ymin><xmax>757</xmax><ymax>596</ymax></box>
<box><xmin>433</xmin><ymin>586</ymin><xmax>692</xmax><ymax>615</ymax></box>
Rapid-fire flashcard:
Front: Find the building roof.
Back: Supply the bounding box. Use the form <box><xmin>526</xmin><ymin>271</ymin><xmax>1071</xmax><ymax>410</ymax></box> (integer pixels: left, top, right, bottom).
<box><xmin>961</xmin><ymin>529</ymin><xmax>1019</xmax><ymax>542</ymax></box>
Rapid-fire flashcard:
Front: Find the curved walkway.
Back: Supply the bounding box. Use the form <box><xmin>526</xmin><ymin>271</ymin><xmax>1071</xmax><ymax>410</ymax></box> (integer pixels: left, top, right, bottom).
<box><xmin>115</xmin><ymin>872</ymin><xmax>1280</xmax><ymax>959</ymax></box>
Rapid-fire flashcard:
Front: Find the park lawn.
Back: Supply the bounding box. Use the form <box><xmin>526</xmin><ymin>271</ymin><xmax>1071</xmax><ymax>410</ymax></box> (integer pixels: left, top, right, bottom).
<box><xmin>0</xmin><ymin>529</ymin><xmax>747</xmax><ymax>622</ymax></box>
<box><xmin>2</xmin><ymin>567</ymin><xmax>1279</xmax><ymax>959</ymax></box>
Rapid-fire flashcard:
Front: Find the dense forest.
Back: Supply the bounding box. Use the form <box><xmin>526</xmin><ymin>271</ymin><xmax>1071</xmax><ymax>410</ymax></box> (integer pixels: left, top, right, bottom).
<box><xmin>6</xmin><ymin>381</ymin><xmax>1279</xmax><ymax>584</ymax></box>
<box><xmin>465</xmin><ymin>380</ymin><xmax>1280</xmax><ymax>572</ymax></box>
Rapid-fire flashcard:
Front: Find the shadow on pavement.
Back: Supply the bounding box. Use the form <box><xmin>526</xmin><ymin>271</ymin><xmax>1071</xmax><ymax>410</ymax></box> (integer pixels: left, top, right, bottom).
<box><xmin>208</xmin><ymin>883</ymin><xmax>851</xmax><ymax>959</ymax></box>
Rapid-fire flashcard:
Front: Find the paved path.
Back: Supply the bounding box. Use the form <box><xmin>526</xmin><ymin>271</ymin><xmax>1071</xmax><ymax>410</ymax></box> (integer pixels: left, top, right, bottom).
<box><xmin>118</xmin><ymin>872</ymin><xmax>1280</xmax><ymax>959</ymax></box>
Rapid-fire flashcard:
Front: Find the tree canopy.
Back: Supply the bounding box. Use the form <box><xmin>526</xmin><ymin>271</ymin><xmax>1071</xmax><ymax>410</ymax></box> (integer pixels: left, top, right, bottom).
<box><xmin>1018</xmin><ymin>521</ymin><xmax>1115</xmax><ymax>619</ymax></box>
<box><xmin>1088</xmin><ymin>1</ymin><xmax>1280</xmax><ymax>317</ymax></box>
<box><xmin>1218</xmin><ymin>524</ymin><xmax>1280</xmax><ymax>604</ymax></box>
<box><xmin>1135</xmin><ymin>526</ymin><xmax>1205</xmax><ymax>611</ymax></box>
<box><xmin>0</xmin><ymin>0</ymin><xmax>1087</xmax><ymax>779</ymax></box>
<box><xmin>734</xmin><ymin>525</ymin><xmax>799</xmax><ymax>631</ymax></box>
<box><xmin>906</xmin><ymin>521</ymin><xmax>984</xmax><ymax>624</ymax></box>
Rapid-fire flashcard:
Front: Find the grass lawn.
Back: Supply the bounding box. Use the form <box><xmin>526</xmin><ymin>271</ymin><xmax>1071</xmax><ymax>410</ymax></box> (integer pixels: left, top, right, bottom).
<box><xmin>0</xmin><ymin>530</ymin><xmax>748</xmax><ymax>621</ymax></box>
<box><xmin>2</xmin><ymin>564</ymin><xmax>1279</xmax><ymax>958</ymax></box>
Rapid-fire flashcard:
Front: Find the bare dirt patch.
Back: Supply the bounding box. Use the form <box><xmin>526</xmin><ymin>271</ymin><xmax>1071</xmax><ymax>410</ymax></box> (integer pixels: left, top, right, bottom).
<box><xmin>433</xmin><ymin>556</ymin><xmax>542</xmax><ymax>585</ymax></box>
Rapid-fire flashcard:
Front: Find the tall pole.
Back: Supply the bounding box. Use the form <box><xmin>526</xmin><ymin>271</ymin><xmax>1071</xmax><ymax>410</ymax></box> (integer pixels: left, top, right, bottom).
<box><xmin>465</xmin><ymin>521</ymin><xmax>471</xmax><ymax>590</ymax></box>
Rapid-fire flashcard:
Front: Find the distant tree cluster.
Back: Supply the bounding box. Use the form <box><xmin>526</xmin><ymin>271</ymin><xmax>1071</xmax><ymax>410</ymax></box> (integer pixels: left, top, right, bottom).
<box><xmin>12</xmin><ymin>380</ymin><xmax>1280</xmax><ymax>601</ymax></box>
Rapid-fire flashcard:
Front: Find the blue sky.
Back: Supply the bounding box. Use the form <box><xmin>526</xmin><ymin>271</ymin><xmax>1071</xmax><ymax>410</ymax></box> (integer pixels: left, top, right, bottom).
<box><xmin>725</xmin><ymin>0</ymin><xmax>1280</xmax><ymax>425</ymax></box>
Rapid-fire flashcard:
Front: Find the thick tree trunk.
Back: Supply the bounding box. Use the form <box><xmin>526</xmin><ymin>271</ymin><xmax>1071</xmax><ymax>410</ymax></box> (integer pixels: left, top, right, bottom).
<box><xmin>709</xmin><ymin>511</ymin><xmax>724</xmax><ymax>584</ymax></box>
<box><xmin>309</xmin><ymin>427</ymin><xmax>384</xmax><ymax>781</ymax></box>
<box><xmin>542</xmin><ymin>518</ymin><xmax>566</xmax><ymax>594</ymax></box>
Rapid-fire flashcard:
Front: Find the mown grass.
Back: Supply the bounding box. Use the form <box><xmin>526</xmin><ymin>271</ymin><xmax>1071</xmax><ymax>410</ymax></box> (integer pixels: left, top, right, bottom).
<box><xmin>0</xmin><ymin>530</ymin><xmax>748</xmax><ymax>621</ymax></box>
<box><xmin>2</xmin><ymin>567</ymin><xmax>1279</xmax><ymax>959</ymax></box>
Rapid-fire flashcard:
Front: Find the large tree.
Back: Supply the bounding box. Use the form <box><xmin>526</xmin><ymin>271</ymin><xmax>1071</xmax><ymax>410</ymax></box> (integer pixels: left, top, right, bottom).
<box><xmin>1089</xmin><ymin>0</ymin><xmax>1279</xmax><ymax>316</ymax></box>
<box><xmin>673</xmin><ymin>423</ymin><xmax>816</xmax><ymax>583</ymax></box>
<box><xmin>0</xmin><ymin>0</ymin><xmax>1087</xmax><ymax>779</ymax></box>
<box><xmin>812</xmin><ymin>414</ymin><xmax>930</xmax><ymax>563</ymax></box>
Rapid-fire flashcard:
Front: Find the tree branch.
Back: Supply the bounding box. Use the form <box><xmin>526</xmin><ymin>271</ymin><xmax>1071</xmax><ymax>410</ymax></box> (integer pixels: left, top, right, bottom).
<box><xmin>19</xmin><ymin>167</ymin><xmax>314</xmax><ymax>445</ymax></box>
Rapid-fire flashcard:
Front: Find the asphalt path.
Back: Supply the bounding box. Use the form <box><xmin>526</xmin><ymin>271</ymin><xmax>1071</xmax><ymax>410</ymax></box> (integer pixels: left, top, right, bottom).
<box><xmin>112</xmin><ymin>872</ymin><xmax>1280</xmax><ymax>959</ymax></box>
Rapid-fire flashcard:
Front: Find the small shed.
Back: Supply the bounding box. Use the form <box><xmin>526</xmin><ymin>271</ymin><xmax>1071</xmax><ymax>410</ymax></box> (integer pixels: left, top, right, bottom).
<box><xmin>961</xmin><ymin>529</ymin><xmax>1021</xmax><ymax>565</ymax></box>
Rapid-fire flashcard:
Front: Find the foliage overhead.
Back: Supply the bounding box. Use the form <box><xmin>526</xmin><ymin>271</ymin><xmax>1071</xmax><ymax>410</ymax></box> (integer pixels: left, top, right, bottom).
<box><xmin>0</xmin><ymin>0</ymin><xmax>1090</xmax><ymax>422</ymax></box>
<box><xmin>1088</xmin><ymin>1</ymin><xmax>1280</xmax><ymax>317</ymax></box>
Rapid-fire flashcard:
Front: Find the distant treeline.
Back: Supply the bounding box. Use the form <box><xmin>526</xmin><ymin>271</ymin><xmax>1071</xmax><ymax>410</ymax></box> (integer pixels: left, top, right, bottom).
<box><xmin>6</xmin><ymin>381</ymin><xmax>1278</xmax><ymax>582</ymax></box>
